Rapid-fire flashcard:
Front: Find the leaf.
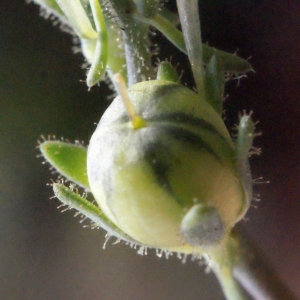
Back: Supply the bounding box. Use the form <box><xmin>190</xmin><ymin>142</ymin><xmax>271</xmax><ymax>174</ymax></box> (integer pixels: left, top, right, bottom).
<box><xmin>32</xmin><ymin>0</ymin><xmax>66</xmax><ymax>19</ymax></box>
<box><xmin>86</xmin><ymin>0</ymin><xmax>108</xmax><ymax>87</ymax></box>
<box><xmin>53</xmin><ymin>183</ymin><xmax>142</xmax><ymax>245</ymax></box>
<box><xmin>202</xmin><ymin>44</ymin><xmax>252</xmax><ymax>74</ymax></box>
<box><xmin>204</xmin><ymin>54</ymin><xmax>225</xmax><ymax>115</ymax></box>
<box><xmin>39</xmin><ymin>141</ymin><xmax>89</xmax><ymax>189</ymax></box>
<box><xmin>55</xmin><ymin>0</ymin><xmax>98</xmax><ymax>39</ymax></box>
<box><xmin>145</xmin><ymin>14</ymin><xmax>252</xmax><ymax>74</ymax></box>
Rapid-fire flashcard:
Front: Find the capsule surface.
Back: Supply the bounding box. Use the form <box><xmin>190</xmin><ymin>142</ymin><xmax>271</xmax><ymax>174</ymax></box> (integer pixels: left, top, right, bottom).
<box><xmin>87</xmin><ymin>80</ymin><xmax>246</xmax><ymax>249</ymax></box>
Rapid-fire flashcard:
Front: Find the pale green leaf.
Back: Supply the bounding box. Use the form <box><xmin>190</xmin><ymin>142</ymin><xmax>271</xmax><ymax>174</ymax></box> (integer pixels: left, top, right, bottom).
<box><xmin>39</xmin><ymin>141</ymin><xmax>89</xmax><ymax>189</ymax></box>
<box><xmin>53</xmin><ymin>183</ymin><xmax>141</xmax><ymax>245</ymax></box>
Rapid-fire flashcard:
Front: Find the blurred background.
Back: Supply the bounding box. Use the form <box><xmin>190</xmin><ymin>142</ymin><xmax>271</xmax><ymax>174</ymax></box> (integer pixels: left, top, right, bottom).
<box><xmin>0</xmin><ymin>0</ymin><xmax>299</xmax><ymax>299</ymax></box>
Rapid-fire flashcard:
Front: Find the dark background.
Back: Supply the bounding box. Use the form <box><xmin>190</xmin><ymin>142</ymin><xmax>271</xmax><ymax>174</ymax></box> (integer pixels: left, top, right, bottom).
<box><xmin>1</xmin><ymin>1</ymin><xmax>299</xmax><ymax>299</ymax></box>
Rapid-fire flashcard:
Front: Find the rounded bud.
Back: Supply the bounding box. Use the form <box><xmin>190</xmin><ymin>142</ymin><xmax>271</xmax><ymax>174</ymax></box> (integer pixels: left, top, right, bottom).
<box><xmin>87</xmin><ymin>80</ymin><xmax>247</xmax><ymax>251</ymax></box>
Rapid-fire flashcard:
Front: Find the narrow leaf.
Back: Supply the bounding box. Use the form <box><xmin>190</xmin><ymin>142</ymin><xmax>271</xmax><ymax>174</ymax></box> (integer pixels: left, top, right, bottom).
<box><xmin>56</xmin><ymin>0</ymin><xmax>97</xmax><ymax>39</ymax></box>
<box><xmin>32</xmin><ymin>0</ymin><xmax>66</xmax><ymax>19</ymax></box>
<box><xmin>86</xmin><ymin>0</ymin><xmax>108</xmax><ymax>87</ymax></box>
<box><xmin>40</xmin><ymin>141</ymin><xmax>89</xmax><ymax>189</ymax></box>
<box><xmin>145</xmin><ymin>14</ymin><xmax>252</xmax><ymax>74</ymax></box>
<box><xmin>53</xmin><ymin>183</ymin><xmax>142</xmax><ymax>245</ymax></box>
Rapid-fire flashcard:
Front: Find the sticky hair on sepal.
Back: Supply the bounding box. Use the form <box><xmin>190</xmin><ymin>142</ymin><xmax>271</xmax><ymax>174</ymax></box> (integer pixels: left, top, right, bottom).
<box><xmin>180</xmin><ymin>204</ymin><xmax>225</xmax><ymax>247</ymax></box>
<box><xmin>113</xmin><ymin>73</ymin><xmax>146</xmax><ymax>129</ymax></box>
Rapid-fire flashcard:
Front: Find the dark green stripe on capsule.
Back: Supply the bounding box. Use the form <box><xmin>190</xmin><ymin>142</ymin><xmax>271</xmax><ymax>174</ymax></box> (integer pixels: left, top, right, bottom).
<box><xmin>147</xmin><ymin>112</ymin><xmax>235</xmax><ymax>164</ymax></box>
<box><xmin>148</xmin><ymin>112</ymin><xmax>228</xmax><ymax>142</ymax></box>
<box><xmin>156</xmin><ymin>125</ymin><xmax>223</xmax><ymax>163</ymax></box>
<box><xmin>141</xmin><ymin>123</ymin><xmax>235</xmax><ymax>206</ymax></box>
<box><xmin>117</xmin><ymin>111</ymin><xmax>232</xmax><ymax>153</ymax></box>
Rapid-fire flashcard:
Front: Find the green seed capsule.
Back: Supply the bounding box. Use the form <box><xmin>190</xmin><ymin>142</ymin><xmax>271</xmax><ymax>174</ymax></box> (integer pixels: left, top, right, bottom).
<box><xmin>87</xmin><ymin>80</ymin><xmax>247</xmax><ymax>251</ymax></box>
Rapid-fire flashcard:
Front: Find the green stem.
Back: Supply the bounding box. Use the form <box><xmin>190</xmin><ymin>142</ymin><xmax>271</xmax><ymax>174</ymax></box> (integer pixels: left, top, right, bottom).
<box><xmin>212</xmin><ymin>265</ymin><xmax>250</xmax><ymax>300</ymax></box>
<box><xmin>105</xmin><ymin>0</ymin><xmax>153</xmax><ymax>85</ymax></box>
<box><xmin>231</xmin><ymin>226</ymin><xmax>297</xmax><ymax>300</ymax></box>
<box><xmin>176</xmin><ymin>0</ymin><xmax>205</xmax><ymax>96</ymax></box>
<box><xmin>123</xmin><ymin>21</ymin><xmax>152</xmax><ymax>85</ymax></box>
<box><xmin>208</xmin><ymin>225</ymin><xmax>297</xmax><ymax>300</ymax></box>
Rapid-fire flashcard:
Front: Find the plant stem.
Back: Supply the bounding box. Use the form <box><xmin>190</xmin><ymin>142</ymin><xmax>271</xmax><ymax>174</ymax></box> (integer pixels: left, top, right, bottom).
<box><xmin>231</xmin><ymin>226</ymin><xmax>297</xmax><ymax>300</ymax></box>
<box><xmin>208</xmin><ymin>225</ymin><xmax>297</xmax><ymax>300</ymax></box>
<box><xmin>213</xmin><ymin>266</ymin><xmax>250</xmax><ymax>300</ymax></box>
<box><xmin>176</xmin><ymin>0</ymin><xmax>205</xmax><ymax>96</ymax></box>
<box><xmin>105</xmin><ymin>0</ymin><xmax>153</xmax><ymax>85</ymax></box>
<box><xmin>123</xmin><ymin>22</ymin><xmax>151</xmax><ymax>85</ymax></box>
